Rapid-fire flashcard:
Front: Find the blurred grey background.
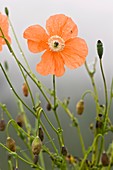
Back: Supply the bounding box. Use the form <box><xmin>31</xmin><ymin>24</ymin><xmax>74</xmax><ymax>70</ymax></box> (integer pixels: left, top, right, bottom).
<box><xmin>0</xmin><ymin>0</ymin><xmax>113</xmax><ymax>169</ymax></box>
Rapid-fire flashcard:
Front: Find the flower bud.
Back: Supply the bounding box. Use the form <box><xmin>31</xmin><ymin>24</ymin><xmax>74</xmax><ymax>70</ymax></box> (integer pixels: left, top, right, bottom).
<box><xmin>6</xmin><ymin>137</ymin><xmax>16</xmax><ymax>152</ymax></box>
<box><xmin>16</xmin><ymin>114</ymin><xmax>24</xmax><ymax>127</ymax></box>
<box><xmin>61</xmin><ymin>146</ymin><xmax>68</xmax><ymax>156</ymax></box>
<box><xmin>39</xmin><ymin>127</ymin><xmax>44</xmax><ymax>142</ymax></box>
<box><xmin>22</xmin><ymin>82</ymin><xmax>29</xmax><ymax>97</ymax></box>
<box><xmin>46</xmin><ymin>103</ymin><xmax>51</xmax><ymax>111</ymax></box>
<box><xmin>5</xmin><ymin>7</ymin><xmax>9</xmax><ymax>16</ymax></box>
<box><xmin>4</xmin><ymin>61</ymin><xmax>9</xmax><ymax>71</ymax></box>
<box><xmin>97</xmin><ymin>40</ymin><xmax>103</xmax><ymax>59</ymax></box>
<box><xmin>95</xmin><ymin>120</ymin><xmax>103</xmax><ymax>129</ymax></box>
<box><xmin>101</xmin><ymin>152</ymin><xmax>109</xmax><ymax>166</ymax></box>
<box><xmin>76</xmin><ymin>100</ymin><xmax>84</xmax><ymax>115</ymax></box>
<box><xmin>33</xmin><ymin>154</ymin><xmax>39</xmax><ymax>164</ymax></box>
<box><xmin>32</xmin><ymin>136</ymin><xmax>42</xmax><ymax>155</ymax></box>
<box><xmin>0</xmin><ymin>119</ymin><xmax>6</xmax><ymax>131</ymax></box>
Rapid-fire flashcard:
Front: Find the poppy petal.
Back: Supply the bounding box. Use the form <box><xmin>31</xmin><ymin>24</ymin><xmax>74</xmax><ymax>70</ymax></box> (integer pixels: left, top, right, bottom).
<box><xmin>46</xmin><ymin>14</ymin><xmax>78</xmax><ymax>41</ymax></box>
<box><xmin>0</xmin><ymin>13</ymin><xmax>11</xmax><ymax>44</ymax></box>
<box><xmin>36</xmin><ymin>50</ymin><xmax>65</xmax><ymax>76</ymax></box>
<box><xmin>61</xmin><ymin>37</ymin><xmax>88</xmax><ymax>69</ymax></box>
<box><xmin>23</xmin><ymin>25</ymin><xmax>49</xmax><ymax>52</ymax></box>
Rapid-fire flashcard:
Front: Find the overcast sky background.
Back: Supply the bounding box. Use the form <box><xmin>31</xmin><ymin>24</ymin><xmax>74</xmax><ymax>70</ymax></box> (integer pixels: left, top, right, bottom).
<box><xmin>0</xmin><ymin>0</ymin><xmax>113</xmax><ymax>169</ymax></box>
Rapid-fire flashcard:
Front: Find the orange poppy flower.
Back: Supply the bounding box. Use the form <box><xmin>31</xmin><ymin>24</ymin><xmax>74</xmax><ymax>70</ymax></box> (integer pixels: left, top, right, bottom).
<box><xmin>23</xmin><ymin>14</ymin><xmax>88</xmax><ymax>77</ymax></box>
<box><xmin>0</xmin><ymin>13</ymin><xmax>11</xmax><ymax>51</ymax></box>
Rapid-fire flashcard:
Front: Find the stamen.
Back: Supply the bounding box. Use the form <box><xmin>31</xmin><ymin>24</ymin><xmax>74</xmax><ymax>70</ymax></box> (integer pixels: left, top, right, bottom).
<box><xmin>48</xmin><ymin>35</ymin><xmax>65</xmax><ymax>52</ymax></box>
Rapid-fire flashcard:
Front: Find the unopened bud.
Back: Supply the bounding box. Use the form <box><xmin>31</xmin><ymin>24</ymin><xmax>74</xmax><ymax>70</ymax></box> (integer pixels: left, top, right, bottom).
<box><xmin>76</xmin><ymin>100</ymin><xmax>84</xmax><ymax>115</ymax></box>
<box><xmin>89</xmin><ymin>123</ymin><xmax>94</xmax><ymax>130</ymax></box>
<box><xmin>33</xmin><ymin>154</ymin><xmax>39</xmax><ymax>164</ymax></box>
<box><xmin>5</xmin><ymin>7</ymin><xmax>9</xmax><ymax>16</ymax></box>
<box><xmin>4</xmin><ymin>61</ymin><xmax>9</xmax><ymax>71</ymax></box>
<box><xmin>101</xmin><ymin>152</ymin><xmax>109</xmax><ymax>166</ymax></box>
<box><xmin>16</xmin><ymin>114</ymin><xmax>24</xmax><ymax>127</ymax></box>
<box><xmin>0</xmin><ymin>119</ymin><xmax>6</xmax><ymax>131</ymax></box>
<box><xmin>32</xmin><ymin>136</ymin><xmax>42</xmax><ymax>155</ymax></box>
<box><xmin>95</xmin><ymin>120</ymin><xmax>103</xmax><ymax>129</ymax></box>
<box><xmin>61</xmin><ymin>146</ymin><xmax>68</xmax><ymax>156</ymax></box>
<box><xmin>22</xmin><ymin>82</ymin><xmax>29</xmax><ymax>97</ymax></box>
<box><xmin>46</xmin><ymin>103</ymin><xmax>51</xmax><ymax>111</ymax></box>
<box><xmin>97</xmin><ymin>40</ymin><xmax>103</xmax><ymax>59</ymax></box>
<box><xmin>6</xmin><ymin>137</ymin><xmax>16</xmax><ymax>152</ymax></box>
<box><xmin>39</xmin><ymin>127</ymin><xmax>44</xmax><ymax>141</ymax></box>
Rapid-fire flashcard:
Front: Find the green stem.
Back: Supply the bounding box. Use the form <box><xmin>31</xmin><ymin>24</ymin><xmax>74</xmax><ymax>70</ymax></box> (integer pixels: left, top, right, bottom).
<box><xmin>40</xmin><ymin>121</ymin><xmax>58</xmax><ymax>153</ymax></box>
<box><xmin>8</xmin><ymin>18</ymin><xmax>32</xmax><ymax>73</ymax></box>
<box><xmin>39</xmin><ymin>151</ymin><xmax>45</xmax><ymax>170</ymax></box>
<box><xmin>42</xmin><ymin>109</ymin><xmax>58</xmax><ymax>134</ymax></box>
<box><xmin>58</xmin><ymin>99</ymin><xmax>85</xmax><ymax>156</ymax></box>
<box><xmin>79</xmin><ymin>134</ymin><xmax>103</xmax><ymax>170</ymax></box>
<box><xmin>99</xmin><ymin>59</ymin><xmax>108</xmax><ymax>124</ymax></box>
<box><xmin>0</xmin><ymin>143</ymin><xmax>43</xmax><ymax>169</ymax></box>
<box><xmin>53</xmin><ymin>75</ymin><xmax>64</xmax><ymax>147</ymax></box>
<box><xmin>0</xmin><ymin>63</ymin><xmax>36</xmax><ymax>117</ymax></box>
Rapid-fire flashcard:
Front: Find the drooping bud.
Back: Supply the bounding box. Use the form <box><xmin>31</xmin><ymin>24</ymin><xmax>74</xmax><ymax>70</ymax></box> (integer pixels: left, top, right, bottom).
<box><xmin>6</xmin><ymin>137</ymin><xmax>16</xmax><ymax>152</ymax></box>
<box><xmin>61</xmin><ymin>146</ymin><xmax>68</xmax><ymax>156</ymax></box>
<box><xmin>97</xmin><ymin>40</ymin><xmax>103</xmax><ymax>59</ymax></box>
<box><xmin>76</xmin><ymin>99</ymin><xmax>84</xmax><ymax>115</ymax></box>
<box><xmin>101</xmin><ymin>152</ymin><xmax>109</xmax><ymax>166</ymax></box>
<box><xmin>46</xmin><ymin>103</ymin><xmax>51</xmax><ymax>111</ymax></box>
<box><xmin>39</xmin><ymin>127</ymin><xmax>44</xmax><ymax>142</ymax></box>
<box><xmin>22</xmin><ymin>82</ymin><xmax>29</xmax><ymax>97</ymax></box>
<box><xmin>0</xmin><ymin>119</ymin><xmax>6</xmax><ymax>131</ymax></box>
<box><xmin>16</xmin><ymin>114</ymin><xmax>24</xmax><ymax>127</ymax></box>
<box><xmin>32</xmin><ymin>136</ymin><xmax>42</xmax><ymax>155</ymax></box>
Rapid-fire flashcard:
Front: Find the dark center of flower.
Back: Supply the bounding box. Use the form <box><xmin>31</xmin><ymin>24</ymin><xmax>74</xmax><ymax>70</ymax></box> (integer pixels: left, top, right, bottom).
<box><xmin>54</xmin><ymin>41</ymin><xmax>59</xmax><ymax>48</ymax></box>
<box><xmin>48</xmin><ymin>35</ymin><xmax>65</xmax><ymax>52</ymax></box>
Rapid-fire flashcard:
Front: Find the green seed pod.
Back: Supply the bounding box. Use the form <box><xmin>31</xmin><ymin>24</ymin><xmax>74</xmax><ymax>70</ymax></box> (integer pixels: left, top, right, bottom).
<box><xmin>6</xmin><ymin>137</ymin><xmax>16</xmax><ymax>152</ymax></box>
<box><xmin>101</xmin><ymin>152</ymin><xmax>109</xmax><ymax>166</ymax></box>
<box><xmin>32</xmin><ymin>136</ymin><xmax>42</xmax><ymax>155</ymax></box>
<box><xmin>0</xmin><ymin>119</ymin><xmax>6</xmax><ymax>131</ymax></box>
<box><xmin>76</xmin><ymin>100</ymin><xmax>84</xmax><ymax>115</ymax></box>
<box><xmin>97</xmin><ymin>40</ymin><xmax>103</xmax><ymax>59</ymax></box>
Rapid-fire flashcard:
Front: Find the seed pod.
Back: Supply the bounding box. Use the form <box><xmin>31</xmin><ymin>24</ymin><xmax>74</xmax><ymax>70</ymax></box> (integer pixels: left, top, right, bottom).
<box><xmin>6</xmin><ymin>137</ymin><xmax>16</xmax><ymax>152</ymax></box>
<box><xmin>16</xmin><ymin>114</ymin><xmax>24</xmax><ymax>127</ymax></box>
<box><xmin>0</xmin><ymin>119</ymin><xmax>6</xmax><ymax>131</ymax></box>
<box><xmin>39</xmin><ymin>127</ymin><xmax>44</xmax><ymax>141</ymax></box>
<box><xmin>101</xmin><ymin>152</ymin><xmax>109</xmax><ymax>166</ymax></box>
<box><xmin>97</xmin><ymin>40</ymin><xmax>103</xmax><ymax>59</ymax></box>
<box><xmin>46</xmin><ymin>103</ymin><xmax>51</xmax><ymax>111</ymax></box>
<box><xmin>32</xmin><ymin>136</ymin><xmax>42</xmax><ymax>155</ymax></box>
<box><xmin>61</xmin><ymin>146</ymin><xmax>68</xmax><ymax>156</ymax></box>
<box><xmin>76</xmin><ymin>100</ymin><xmax>84</xmax><ymax>115</ymax></box>
<box><xmin>22</xmin><ymin>82</ymin><xmax>29</xmax><ymax>97</ymax></box>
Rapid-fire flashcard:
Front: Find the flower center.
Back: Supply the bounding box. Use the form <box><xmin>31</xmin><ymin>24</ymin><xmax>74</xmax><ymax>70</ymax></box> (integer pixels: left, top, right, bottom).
<box><xmin>48</xmin><ymin>35</ymin><xmax>65</xmax><ymax>52</ymax></box>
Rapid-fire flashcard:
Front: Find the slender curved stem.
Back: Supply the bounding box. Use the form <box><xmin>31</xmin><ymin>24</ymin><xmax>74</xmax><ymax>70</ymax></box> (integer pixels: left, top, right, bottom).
<box><xmin>8</xmin><ymin>18</ymin><xmax>32</xmax><ymax>73</ymax></box>
<box><xmin>53</xmin><ymin>75</ymin><xmax>64</xmax><ymax>147</ymax></box>
<box><xmin>0</xmin><ymin>63</ymin><xmax>36</xmax><ymax>117</ymax></box>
